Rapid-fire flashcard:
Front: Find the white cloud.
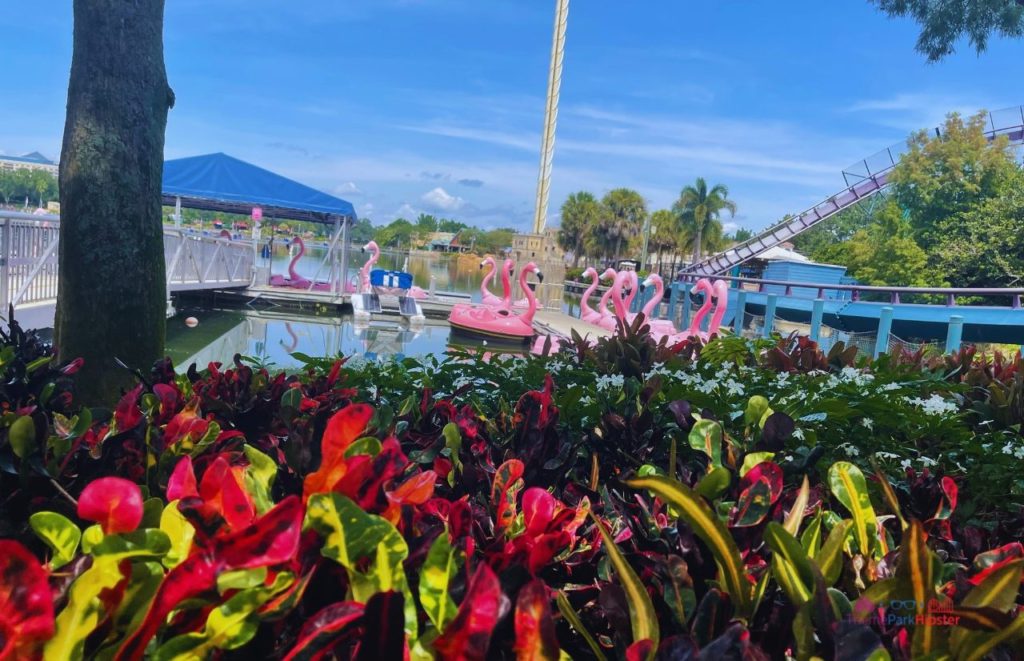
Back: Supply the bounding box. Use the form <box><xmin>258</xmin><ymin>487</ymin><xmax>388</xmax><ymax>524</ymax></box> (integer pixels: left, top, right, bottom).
<box><xmin>336</xmin><ymin>181</ymin><xmax>363</xmax><ymax>196</ymax></box>
<box><xmin>722</xmin><ymin>221</ymin><xmax>739</xmax><ymax>233</ymax></box>
<box><xmin>421</xmin><ymin>187</ymin><xmax>465</xmax><ymax>212</ymax></box>
<box><xmin>394</xmin><ymin>203</ymin><xmax>418</xmax><ymax>219</ymax></box>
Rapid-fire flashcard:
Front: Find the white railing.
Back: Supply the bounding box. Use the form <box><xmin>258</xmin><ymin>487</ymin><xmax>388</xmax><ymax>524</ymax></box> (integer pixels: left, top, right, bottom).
<box><xmin>0</xmin><ymin>210</ymin><xmax>254</xmax><ymax>310</ymax></box>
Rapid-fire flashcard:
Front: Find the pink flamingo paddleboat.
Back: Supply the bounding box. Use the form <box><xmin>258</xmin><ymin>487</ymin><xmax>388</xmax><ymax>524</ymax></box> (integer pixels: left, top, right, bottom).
<box><xmin>581</xmin><ymin>268</ymin><xmax>618</xmax><ymax>326</ymax></box>
<box><xmin>630</xmin><ymin>274</ymin><xmax>678</xmax><ymax>335</ymax></box>
<box><xmin>597</xmin><ymin>271</ymin><xmax>632</xmax><ymax>332</ymax></box>
<box><xmin>657</xmin><ymin>278</ymin><xmax>729</xmax><ymax>344</ymax></box>
<box><xmin>448</xmin><ymin>262</ymin><xmax>543</xmax><ymax>343</ymax></box>
<box><xmin>269</xmin><ymin>237</ymin><xmax>333</xmax><ymax>291</ymax></box>
<box><xmin>361</xmin><ymin>240</ymin><xmax>428</xmax><ymax>299</ymax></box>
<box><xmin>480</xmin><ymin>257</ymin><xmax>515</xmax><ymax>307</ymax></box>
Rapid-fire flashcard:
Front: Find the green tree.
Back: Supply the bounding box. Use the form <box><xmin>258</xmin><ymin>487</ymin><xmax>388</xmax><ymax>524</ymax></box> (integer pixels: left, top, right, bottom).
<box><xmin>0</xmin><ymin>171</ymin><xmax>17</xmax><ymax>206</ymax></box>
<box><xmin>872</xmin><ymin>0</ymin><xmax>1024</xmax><ymax>61</ymax></box>
<box><xmin>374</xmin><ymin>218</ymin><xmax>415</xmax><ymax>248</ymax></box>
<box><xmin>557</xmin><ymin>191</ymin><xmax>600</xmax><ymax>267</ymax></box>
<box><xmin>600</xmin><ymin>188</ymin><xmax>647</xmax><ymax>262</ymax></box>
<box><xmin>890</xmin><ymin>111</ymin><xmax>1019</xmax><ymax>249</ymax></box>
<box><xmin>349</xmin><ymin>218</ymin><xmax>375</xmax><ymax>244</ymax></box>
<box><xmin>56</xmin><ymin>0</ymin><xmax>174</xmax><ymax>402</ymax></box>
<box><xmin>415</xmin><ymin>213</ymin><xmax>439</xmax><ymax>233</ymax></box>
<box><xmin>730</xmin><ymin>227</ymin><xmax>754</xmax><ymax>243</ymax></box>
<box><xmin>31</xmin><ymin>170</ymin><xmax>57</xmax><ymax>207</ymax></box>
<box><xmin>437</xmin><ymin>218</ymin><xmax>467</xmax><ymax>233</ymax></box>
<box><xmin>673</xmin><ymin>177</ymin><xmax>736</xmax><ymax>263</ymax></box>
<box><xmin>648</xmin><ymin>209</ymin><xmax>682</xmax><ymax>269</ymax></box>
<box><xmin>816</xmin><ymin>201</ymin><xmax>939</xmax><ymax>287</ymax></box>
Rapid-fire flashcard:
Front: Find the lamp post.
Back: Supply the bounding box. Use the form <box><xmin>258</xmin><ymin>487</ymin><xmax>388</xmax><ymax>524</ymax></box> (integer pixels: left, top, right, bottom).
<box><xmin>640</xmin><ymin>213</ymin><xmax>653</xmax><ymax>271</ymax></box>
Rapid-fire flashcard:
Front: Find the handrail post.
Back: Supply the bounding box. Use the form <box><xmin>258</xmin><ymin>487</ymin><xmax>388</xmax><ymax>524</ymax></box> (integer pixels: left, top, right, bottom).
<box><xmin>0</xmin><ymin>217</ymin><xmax>9</xmax><ymax>312</ymax></box>
<box><xmin>667</xmin><ymin>280</ymin><xmax>679</xmax><ymax>321</ymax></box>
<box><xmin>874</xmin><ymin>306</ymin><xmax>894</xmax><ymax>358</ymax></box>
<box><xmin>810</xmin><ymin>298</ymin><xmax>824</xmax><ymax>343</ymax></box>
<box><xmin>945</xmin><ymin>315</ymin><xmax>964</xmax><ymax>354</ymax></box>
<box><xmin>733</xmin><ymin>290</ymin><xmax>746</xmax><ymax>335</ymax></box>
<box><xmin>762</xmin><ymin>293</ymin><xmax>777</xmax><ymax>338</ymax></box>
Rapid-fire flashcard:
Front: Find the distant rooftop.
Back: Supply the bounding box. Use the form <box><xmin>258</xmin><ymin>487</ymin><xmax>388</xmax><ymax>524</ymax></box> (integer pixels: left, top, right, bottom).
<box><xmin>0</xmin><ymin>152</ymin><xmax>56</xmax><ymax>166</ymax></box>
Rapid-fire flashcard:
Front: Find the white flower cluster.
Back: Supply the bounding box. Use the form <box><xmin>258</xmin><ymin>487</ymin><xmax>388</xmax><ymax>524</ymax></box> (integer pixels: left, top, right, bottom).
<box><xmin>905</xmin><ymin>394</ymin><xmax>959</xmax><ymax>417</ymax></box>
<box><xmin>595</xmin><ymin>374</ymin><xmax>625</xmax><ymax>391</ymax></box>
<box><xmin>1001</xmin><ymin>441</ymin><xmax>1024</xmax><ymax>460</ymax></box>
<box><xmin>825</xmin><ymin>366</ymin><xmax>875</xmax><ymax>389</ymax></box>
<box><xmin>838</xmin><ymin>442</ymin><xmax>861</xmax><ymax>457</ymax></box>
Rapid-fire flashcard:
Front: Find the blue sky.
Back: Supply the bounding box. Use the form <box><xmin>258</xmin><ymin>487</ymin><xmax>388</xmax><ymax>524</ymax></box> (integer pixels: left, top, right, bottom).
<box><xmin>1</xmin><ymin>1</ymin><xmax>1020</xmax><ymax>232</ymax></box>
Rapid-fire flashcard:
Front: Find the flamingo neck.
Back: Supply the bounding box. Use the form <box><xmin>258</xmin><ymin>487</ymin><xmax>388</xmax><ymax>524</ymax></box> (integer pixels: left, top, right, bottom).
<box><xmin>598</xmin><ymin>281</ymin><xmax>615</xmax><ymax>316</ymax></box>
<box><xmin>501</xmin><ymin>261</ymin><xmax>513</xmax><ymax>307</ymax></box>
<box><xmin>519</xmin><ymin>269</ymin><xmax>539</xmax><ymax>324</ymax></box>
<box><xmin>580</xmin><ymin>271</ymin><xmax>599</xmax><ymax>317</ymax></box>
<box><xmin>288</xmin><ymin>238</ymin><xmax>305</xmax><ymax>280</ymax></box>
<box><xmin>360</xmin><ymin>244</ymin><xmax>380</xmax><ymax>292</ymax></box>
<box><xmin>708</xmin><ymin>282</ymin><xmax>729</xmax><ymax>332</ymax></box>
<box><xmin>610</xmin><ymin>273</ymin><xmax>628</xmax><ymax>323</ymax></box>
<box><xmin>642</xmin><ymin>277</ymin><xmax>664</xmax><ymax>317</ymax></box>
<box><xmin>624</xmin><ymin>271</ymin><xmax>639</xmax><ymax>308</ymax></box>
<box><xmin>480</xmin><ymin>259</ymin><xmax>497</xmax><ymax>299</ymax></box>
<box><xmin>687</xmin><ymin>282</ymin><xmax>714</xmax><ymax>333</ymax></box>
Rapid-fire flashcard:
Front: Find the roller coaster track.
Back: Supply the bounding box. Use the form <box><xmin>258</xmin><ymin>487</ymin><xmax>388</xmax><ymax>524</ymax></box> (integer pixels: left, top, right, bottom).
<box><xmin>681</xmin><ymin>105</ymin><xmax>1024</xmax><ymax>277</ymax></box>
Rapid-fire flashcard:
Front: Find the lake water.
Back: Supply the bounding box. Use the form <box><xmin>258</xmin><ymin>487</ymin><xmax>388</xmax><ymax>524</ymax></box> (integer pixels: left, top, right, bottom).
<box><xmin>166</xmin><ymin>246</ymin><xmax>577</xmax><ymax>369</ymax></box>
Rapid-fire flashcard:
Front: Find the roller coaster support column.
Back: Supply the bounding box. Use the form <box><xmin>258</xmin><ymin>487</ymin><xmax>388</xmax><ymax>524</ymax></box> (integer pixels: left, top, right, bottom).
<box><xmin>763</xmin><ymin>294</ymin><xmax>777</xmax><ymax>339</ymax></box>
<box><xmin>667</xmin><ymin>281</ymin><xmax>680</xmax><ymax>321</ymax></box>
<box><xmin>874</xmin><ymin>307</ymin><xmax>894</xmax><ymax>358</ymax></box>
<box><xmin>945</xmin><ymin>315</ymin><xmax>964</xmax><ymax>354</ymax></box>
<box><xmin>810</xmin><ymin>298</ymin><xmax>824</xmax><ymax>343</ymax></box>
<box><xmin>733</xmin><ymin>290</ymin><xmax>746</xmax><ymax>335</ymax></box>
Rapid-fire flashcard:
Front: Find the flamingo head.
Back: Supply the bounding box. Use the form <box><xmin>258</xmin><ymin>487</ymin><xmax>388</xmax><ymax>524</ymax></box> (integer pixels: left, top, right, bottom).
<box><xmin>582</xmin><ymin>266</ymin><xmax>597</xmax><ymax>279</ymax></box>
<box><xmin>361</xmin><ymin>240</ymin><xmax>379</xmax><ymax>254</ymax></box>
<box><xmin>600</xmin><ymin>268</ymin><xmax>617</xmax><ymax>281</ymax></box>
<box><xmin>642</xmin><ymin>274</ymin><xmax>662</xmax><ymax>290</ymax></box>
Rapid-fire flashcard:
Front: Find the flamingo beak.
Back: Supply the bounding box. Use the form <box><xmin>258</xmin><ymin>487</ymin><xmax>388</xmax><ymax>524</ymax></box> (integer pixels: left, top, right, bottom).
<box><xmin>536</xmin><ymin>271</ymin><xmax>545</xmax><ymax>283</ymax></box>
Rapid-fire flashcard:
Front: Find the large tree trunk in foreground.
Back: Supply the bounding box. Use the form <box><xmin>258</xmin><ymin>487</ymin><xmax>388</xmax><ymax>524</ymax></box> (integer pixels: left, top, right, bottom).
<box><xmin>56</xmin><ymin>0</ymin><xmax>173</xmax><ymax>403</ymax></box>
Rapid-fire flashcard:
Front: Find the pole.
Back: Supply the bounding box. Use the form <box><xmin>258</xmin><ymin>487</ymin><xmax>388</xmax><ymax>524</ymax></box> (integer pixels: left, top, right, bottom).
<box><xmin>945</xmin><ymin>315</ymin><xmax>964</xmax><ymax>354</ymax></box>
<box><xmin>338</xmin><ymin>216</ymin><xmax>350</xmax><ymax>297</ymax></box>
<box><xmin>733</xmin><ymin>290</ymin><xmax>746</xmax><ymax>335</ymax></box>
<box><xmin>762</xmin><ymin>293</ymin><xmax>777</xmax><ymax>338</ymax></box>
<box><xmin>531</xmin><ymin>0</ymin><xmax>570</xmax><ymax>234</ymax></box>
<box><xmin>640</xmin><ymin>214</ymin><xmax>652</xmax><ymax>271</ymax></box>
<box><xmin>810</xmin><ymin>298</ymin><xmax>824</xmax><ymax>342</ymax></box>
<box><xmin>874</xmin><ymin>307</ymin><xmax>894</xmax><ymax>358</ymax></box>
<box><xmin>174</xmin><ymin>196</ymin><xmax>181</xmax><ymax>229</ymax></box>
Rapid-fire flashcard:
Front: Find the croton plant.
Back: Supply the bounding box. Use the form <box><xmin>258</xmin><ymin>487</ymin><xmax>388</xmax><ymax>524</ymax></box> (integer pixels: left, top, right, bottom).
<box><xmin>0</xmin><ymin>313</ymin><xmax>1022</xmax><ymax>660</ymax></box>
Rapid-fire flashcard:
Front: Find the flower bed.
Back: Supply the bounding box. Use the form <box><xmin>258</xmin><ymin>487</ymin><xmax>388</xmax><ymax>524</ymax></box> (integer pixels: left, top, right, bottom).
<box><xmin>0</xmin><ymin>316</ymin><xmax>1023</xmax><ymax>659</ymax></box>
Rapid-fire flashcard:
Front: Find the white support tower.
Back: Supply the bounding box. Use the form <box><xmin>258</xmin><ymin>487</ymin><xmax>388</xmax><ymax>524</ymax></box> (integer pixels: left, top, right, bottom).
<box><xmin>531</xmin><ymin>0</ymin><xmax>570</xmax><ymax>235</ymax></box>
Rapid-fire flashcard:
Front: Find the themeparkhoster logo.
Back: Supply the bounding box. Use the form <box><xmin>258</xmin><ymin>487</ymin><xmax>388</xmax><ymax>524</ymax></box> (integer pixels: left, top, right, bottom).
<box><xmin>866</xmin><ymin>598</ymin><xmax>961</xmax><ymax>627</ymax></box>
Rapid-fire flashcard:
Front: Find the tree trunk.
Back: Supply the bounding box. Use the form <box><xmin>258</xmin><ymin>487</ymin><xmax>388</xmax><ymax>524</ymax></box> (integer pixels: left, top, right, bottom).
<box><xmin>692</xmin><ymin>224</ymin><xmax>703</xmax><ymax>264</ymax></box>
<box><xmin>614</xmin><ymin>235</ymin><xmax>622</xmax><ymax>263</ymax></box>
<box><xmin>56</xmin><ymin>0</ymin><xmax>173</xmax><ymax>403</ymax></box>
<box><xmin>572</xmin><ymin>236</ymin><xmax>582</xmax><ymax>268</ymax></box>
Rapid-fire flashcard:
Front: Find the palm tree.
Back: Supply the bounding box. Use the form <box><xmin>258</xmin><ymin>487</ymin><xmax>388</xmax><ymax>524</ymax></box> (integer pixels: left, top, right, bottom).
<box><xmin>601</xmin><ymin>188</ymin><xmax>647</xmax><ymax>262</ymax></box>
<box><xmin>648</xmin><ymin>209</ymin><xmax>680</xmax><ymax>272</ymax></box>
<box><xmin>557</xmin><ymin>191</ymin><xmax>600</xmax><ymax>267</ymax></box>
<box><xmin>673</xmin><ymin>178</ymin><xmax>737</xmax><ymax>263</ymax></box>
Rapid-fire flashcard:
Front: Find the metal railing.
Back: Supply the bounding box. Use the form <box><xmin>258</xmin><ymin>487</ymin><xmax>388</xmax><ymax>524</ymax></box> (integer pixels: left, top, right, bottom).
<box><xmin>678</xmin><ymin>273</ymin><xmax>1024</xmax><ymax>308</ymax></box>
<box><xmin>683</xmin><ymin>103</ymin><xmax>1024</xmax><ymax>277</ymax></box>
<box><xmin>0</xmin><ymin>210</ymin><xmax>254</xmax><ymax>310</ymax></box>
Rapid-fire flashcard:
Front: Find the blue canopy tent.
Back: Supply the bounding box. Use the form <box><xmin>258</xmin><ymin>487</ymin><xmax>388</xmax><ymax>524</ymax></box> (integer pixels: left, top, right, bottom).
<box><xmin>162</xmin><ymin>152</ymin><xmax>355</xmax><ymax>223</ymax></box>
<box><xmin>162</xmin><ymin>153</ymin><xmax>357</xmax><ymax>293</ymax></box>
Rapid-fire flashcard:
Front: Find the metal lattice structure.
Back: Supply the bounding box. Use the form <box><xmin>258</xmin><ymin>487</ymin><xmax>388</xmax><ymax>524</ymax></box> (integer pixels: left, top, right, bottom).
<box><xmin>681</xmin><ymin>105</ymin><xmax>1024</xmax><ymax>277</ymax></box>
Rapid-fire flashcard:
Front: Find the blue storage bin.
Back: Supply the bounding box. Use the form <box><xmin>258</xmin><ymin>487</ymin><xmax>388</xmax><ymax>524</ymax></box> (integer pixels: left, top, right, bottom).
<box><xmin>370</xmin><ymin>269</ymin><xmax>414</xmax><ymax>289</ymax></box>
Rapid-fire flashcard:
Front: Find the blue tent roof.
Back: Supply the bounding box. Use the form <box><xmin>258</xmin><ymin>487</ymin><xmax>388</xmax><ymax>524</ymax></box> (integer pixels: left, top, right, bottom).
<box><xmin>162</xmin><ymin>153</ymin><xmax>355</xmax><ymax>223</ymax></box>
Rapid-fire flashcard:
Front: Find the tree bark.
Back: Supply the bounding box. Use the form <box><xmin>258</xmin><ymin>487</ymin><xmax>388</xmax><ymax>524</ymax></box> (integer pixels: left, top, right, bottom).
<box><xmin>692</xmin><ymin>224</ymin><xmax>703</xmax><ymax>264</ymax></box>
<box><xmin>56</xmin><ymin>0</ymin><xmax>173</xmax><ymax>403</ymax></box>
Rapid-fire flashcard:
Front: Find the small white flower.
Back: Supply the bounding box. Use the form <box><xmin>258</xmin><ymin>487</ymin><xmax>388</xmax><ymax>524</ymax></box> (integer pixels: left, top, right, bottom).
<box><xmin>860</xmin><ymin>418</ymin><xmax>874</xmax><ymax>430</ymax></box>
<box><xmin>844</xmin><ymin>444</ymin><xmax>861</xmax><ymax>457</ymax></box>
<box><xmin>881</xmin><ymin>382</ymin><xmax>902</xmax><ymax>391</ymax></box>
<box><xmin>792</xmin><ymin>428</ymin><xmax>806</xmax><ymax>441</ymax></box>
<box><xmin>905</xmin><ymin>394</ymin><xmax>958</xmax><ymax>416</ymax></box>
<box><xmin>874</xmin><ymin>451</ymin><xmax>900</xmax><ymax>460</ymax></box>
<box><xmin>900</xmin><ymin>459</ymin><xmax>913</xmax><ymax>470</ymax></box>
<box><xmin>919</xmin><ymin>456</ymin><xmax>937</xmax><ymax>468</ymax></box>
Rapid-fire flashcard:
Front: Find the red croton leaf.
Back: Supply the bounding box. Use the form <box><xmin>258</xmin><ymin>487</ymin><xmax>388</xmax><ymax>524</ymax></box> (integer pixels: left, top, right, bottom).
<box><xmin>0</xmin><ymin>541</ymin><xmax>54</xmax><ymax>660</ymax></box>
<box><xmin>199</xmin><ymin>456</ymin><xmax>256</xmax><ymax>531</ymax></box>
<box><xmin>113</xmin><ymin>384</ymin><xmax>145</xmax><ymax>434</ymax></box>
<box><xmin>512</xmin><ymin>579</ymin><xmax>559</xmax><ymax>661</ymax></box>
<box><xmin>354</xmin><ymin>591</ymin><xmax>406</xmax><ymax>661</ymax></box>
<box><xmin>969</xmin><ymin>542</ymin><xmax>1024</xmax><ymax>586</ymax></box>
<box><xmin>118</xmin><ymin>495</ymin><xmax>304</xmax><ymax>661</ymax></box>
<box><xmin>282</xmin><ymin>601</ymin><xmax>364</xmax><ymax>661</ymax></box>
<box><xmin>492</xmin><ymin>460</ymin><xmax>525</xmax><ymax>530</ymax></box>
<box><xmin>78</xmin><ymin>476</ymin><xmax>144</xmax><ymax>535</ymax></box>
<box><xmin>383</xmin><ymin>470</ymin><xmax>437</xmax><ymax>524</ymax></box>
<box><xmin>163</xmin><ymin>397</ymin><xmax>210</xmax><ymax>449</ymax></box>
<box><xmin>152</xmin><ymin>383</ymin><xmax>181</xmax><ymax>424</ymax></box>
<box><xmin>625</xmin><ymin>639</ymin><xmax>655</xmax><ymax>661</ymax></box>
<box><xmin>731</xmin><ymin>462</ymin><xmax>784</xmax><ymax>528</ymax></box>
<box><xmin>434</xmin><ymin>563</ymin><xmax>508</xmax><ymax>661</ymax></box>
<box><xmin>167</xmin><ymin>455</ymin><xmax>199</xmax><ymax>501</ymax></box>
<box><xmin>303</xmin><ymin>403</ymin><xmax>375</xmax><ymax>500</ymax></box>
<box><xmin>522</xmin><ymin>488</ymin><xmax>556</xmax><ymax>536</ymax></box>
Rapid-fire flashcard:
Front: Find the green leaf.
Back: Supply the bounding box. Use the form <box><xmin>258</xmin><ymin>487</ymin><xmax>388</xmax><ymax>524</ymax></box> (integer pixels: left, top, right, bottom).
<box><xmin>744</xmin><ymin>396</ymin><xmax>770</xmax><ymax>426</ymax></box>
<box><xmin>814</xmin><ymin>520</ymin><xmax>853</xmax><ymax>586</ymax></box>
<box><xmin>154</xmin><ymin>572</ymin><xmax>294</xmax><ymax>660</ymax></box>
<box><xmin>687</xmin><ymin>419</ymin><xmax>723</xmax><ymax>467</ymax></box>
<box><xmin>591</xmin><ymin>514</ymin><xmax>658</xmax><ymax>657</ymax></box>
<box><xmin>44</xmin><ymin>557</ymin><xmax>126</xmax><ymax>660</ymax></box>
<box><xmin>661</xmin><ymin>556</ymin><xmax>696</xmax><ymax>628</ymax></box>
<box><xmin>695</xmin><ymin>466</ymin><xmax>731</xmax><ymax>500</ymax></box>
<box><xmin>949</xmin><ymin>560</ymin><xmax>1024</xmax><ymax>657</ymax></box>
<box><xmin>8</xmin><ymin>414</ymin><xmax>36</xmax><ymax>458</ymax></box>
<box><xmin>242</xmin><ymin>445</ymin><xmax>277</xmax><ymax>515</ymax></box>
<box><xmin>419</xmin><ymin>531</ymin><xmax>463</xmax><ymax>631</ymax></box>
<box><xmin>625</xmin><ymin>475</ymin><xmax>751</xmax><ymax>619</ymax></box>
<box><xmin>26</xmin><ymin>355</ymin><xmax>53</xmax><ymax>373</ymax></box>
<box><xmin>160</xmin><ymin>500</ymin><xmax>195</xmax><ymax>569</ymax></box>
<box><xmin>555</xmin><ymin>592</ymin><xmax>607</xmax><ymax>661</ymax></box>
<box><xmin>305</xmin><ymin>492</ymin><xmax>417</xmax><ymax>637</ymax></box>
<box><xmin>800</xmin><ymin>512</ymin><xmax>823</xmax><ymax>557</ymax></box>
<box><xmin>343</xmin><ymin>436</ymin><xmax>382</xmax><ymax>458</ymax></box>
<box><xmin>740</xmin><ymin>452</ymin><xmax>775</xmax><ymax>478</ymax></box>
<box><xmin>962</xmin><ymin>612</ymin><xmax>1024</xmax><ymax>661</ymax></box>
<box><xmin>783</xmin><ymin>475</ymin><xmax>810</xmax><ymax>536</ymax></box>
<box><xmin>827</xmin><ymin>462</ymin><xmax>878</xmax><ymax>557</ymax></box>
<box><xmin>217</xmin><ymin>567</ymin><xmax>268</xmax><ymax>594</ymax></box>
<box><xmin>91</xmin><ymin>529</ymin><xmax>171</xmax><ymax>559</ymax></box>
<box><xmin>29</xmin><ymin>511</ymin><xmax>81</xmax><ymax>569</ymax></box>
<box><xmin>896</xmin><ymin>521</ymin><xmax>938</xmax><ymax>657</ymax></box>
<box><xmin>765</xmin><ymin>522</ymin><xmax>816</xmax><ymax>606</ymax></box>
<box><xmin>442</xmin><ymin>423</ymin><xmax>463</xmax><ymax>488</ymax></box>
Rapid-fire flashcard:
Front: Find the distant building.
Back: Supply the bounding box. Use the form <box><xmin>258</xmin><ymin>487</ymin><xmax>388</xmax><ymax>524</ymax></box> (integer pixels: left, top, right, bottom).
<box><xmin>428</xmin><ymin>231</ymin><xmax>471</xmax><ymax>253</ymax></box>
<box><xmin>512</xmin><ymin>227</ymin><xmax>563</xmax><ymax>262</ymax></box>
<box><xmin>0</xmin><ymin>152</ymin><xmax>58</xmax><ymax>175</ymax></box>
